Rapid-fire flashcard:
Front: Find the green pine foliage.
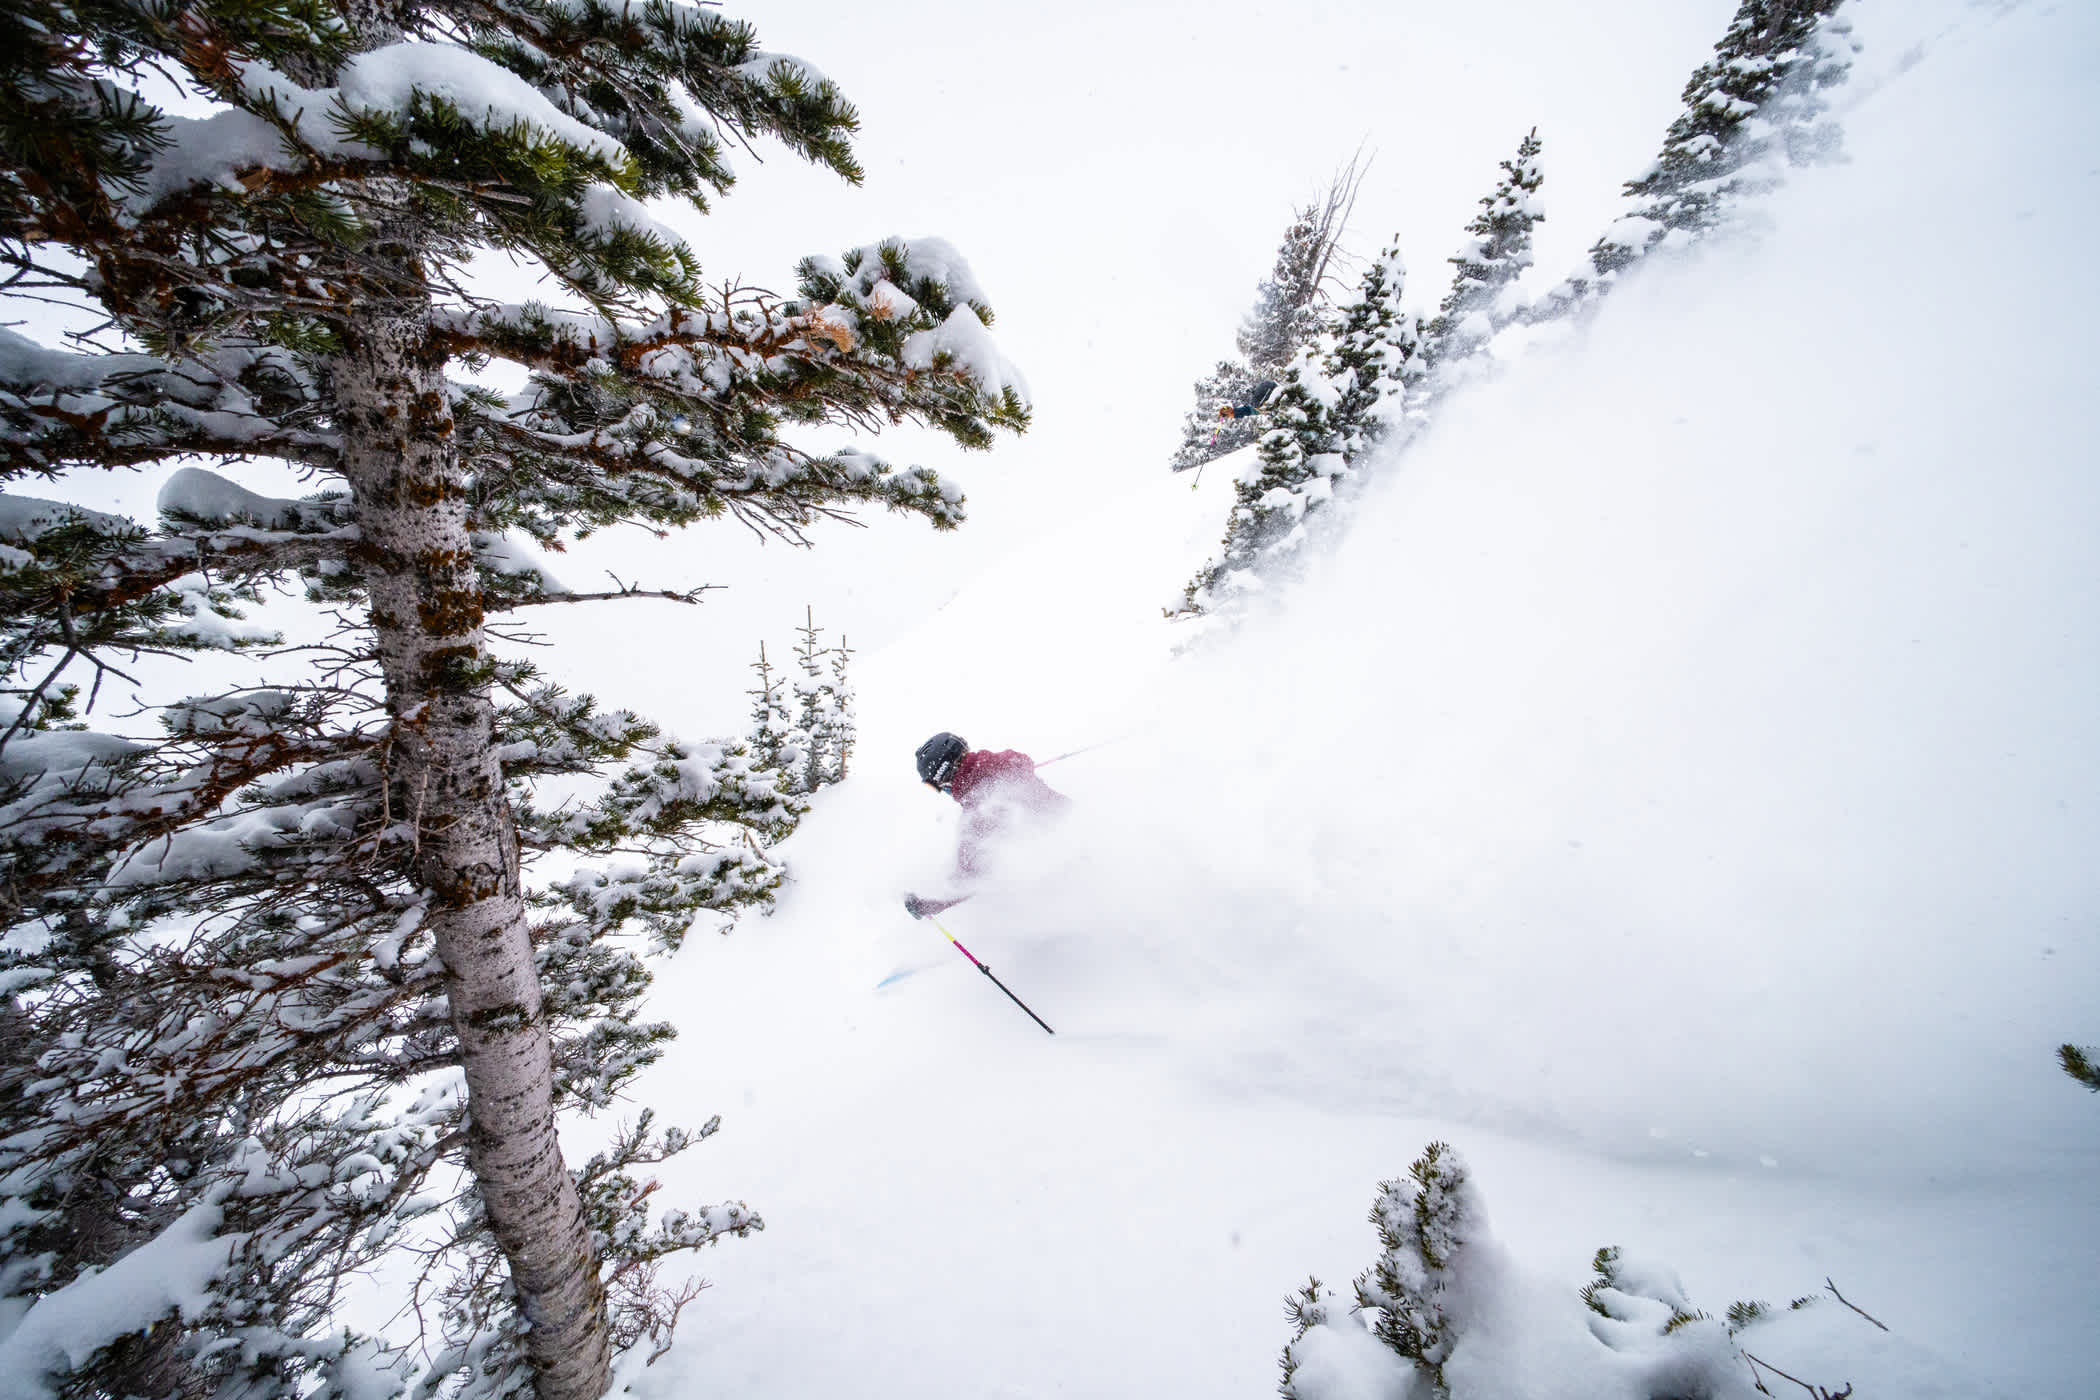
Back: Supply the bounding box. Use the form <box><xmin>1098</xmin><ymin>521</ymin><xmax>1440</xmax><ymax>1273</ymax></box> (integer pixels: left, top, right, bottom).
<box><xmin>2062</xmin><ymin>1043</ymin><xmax>2100</xmax><ymax>1093</ymax></box>
<box><xmin>1276</xmin><ymin>1276</ymin><xmax>1350</xmax><ymax>1400</ymax></box>
<box><xmin>1354</xmin><ymin>1141</ymin><xmax>1476</xmax><ymax>1389</ymax></box>
<box><xmin>1426</xmin><ymin>128</ymin><xmax>1545</xmax><ymax>360</ymax></box>
<box><xmin>0</xmin><ymin>3</ymin><xmax>1020</xmax><ymax>1398</ymax></box>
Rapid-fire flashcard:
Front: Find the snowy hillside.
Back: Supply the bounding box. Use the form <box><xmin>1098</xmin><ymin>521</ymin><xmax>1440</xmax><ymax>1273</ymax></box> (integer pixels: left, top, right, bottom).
<box><xmin>610</xmin><ymin>2</ymin><xmax>2099</xmax><ymax>1397</ymax></box>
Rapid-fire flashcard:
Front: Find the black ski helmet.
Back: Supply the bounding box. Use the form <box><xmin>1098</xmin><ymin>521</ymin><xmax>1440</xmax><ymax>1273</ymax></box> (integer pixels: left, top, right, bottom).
<box><xmin>915</xmin><ymin>732</ymin><xmax>968</xmax><ymax>789</ymax></box>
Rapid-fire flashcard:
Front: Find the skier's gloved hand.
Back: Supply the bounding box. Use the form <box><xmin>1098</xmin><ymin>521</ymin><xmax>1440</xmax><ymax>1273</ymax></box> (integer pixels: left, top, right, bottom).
<box><xmin>903</xmin><ymin>894</ymin><xmax>928</xmax><ymax>920</ymax></box>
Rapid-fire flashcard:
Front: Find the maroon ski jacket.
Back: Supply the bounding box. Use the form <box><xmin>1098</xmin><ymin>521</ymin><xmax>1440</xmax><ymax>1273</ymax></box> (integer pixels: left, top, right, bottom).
<box><xmin>948</xmin><ymin>748</ymin><xmax>1067</xmax><ymax>876</ymax></box>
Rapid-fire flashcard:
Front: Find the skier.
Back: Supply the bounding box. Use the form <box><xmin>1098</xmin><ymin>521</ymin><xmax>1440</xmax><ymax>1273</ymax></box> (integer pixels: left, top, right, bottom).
<box><xmin>904</xmin><ymin>732</ymin><xmax>1069</xmax><ymax>919</ymax></box>
<box><xmin>1217</xmin><ymin>377</ymin><xmax>1279</xmax><ymax>421</ymax></box>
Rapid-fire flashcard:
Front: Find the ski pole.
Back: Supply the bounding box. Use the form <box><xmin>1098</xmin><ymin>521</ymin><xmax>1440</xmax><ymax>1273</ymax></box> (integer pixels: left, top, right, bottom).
<box><xmin>929</xmin><ymin>918</ymin><xmax>1054</xmax><ymax>1036</ymax></box>
<box><xmin>1035</xmin><ymin>734</ymin><xmax>1129</xmax><ymax>769</ymax></box>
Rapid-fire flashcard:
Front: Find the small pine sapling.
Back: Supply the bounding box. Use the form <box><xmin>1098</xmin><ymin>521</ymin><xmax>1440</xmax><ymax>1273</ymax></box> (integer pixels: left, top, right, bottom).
<box><xmin>1354</xmin><ymin>1141</ymin><xmax>1479</xmax><ymax>1392</ymax></box>
<box><xmin>828</xmin><ymin>633</ymin><xmax>857</xmax><ymax>782</ymax></box>
<box><xmin>788</xmin><ymin>607</ymin><xmax>853</xmax><ymax>793</ymax></box>
<box><xmin>747</xmin><ymin>642</ymin><xmax>793</xmax><ymax>773</ymax></box>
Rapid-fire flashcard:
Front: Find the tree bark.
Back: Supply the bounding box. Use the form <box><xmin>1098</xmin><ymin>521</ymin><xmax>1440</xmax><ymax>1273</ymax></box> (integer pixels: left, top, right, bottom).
<box><xmin>337</xmin><ymin>290</ymin><xmax>612</xmax><ymax>1400</ymax></box>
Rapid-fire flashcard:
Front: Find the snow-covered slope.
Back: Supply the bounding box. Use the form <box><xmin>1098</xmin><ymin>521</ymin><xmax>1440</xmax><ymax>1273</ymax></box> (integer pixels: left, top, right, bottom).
<box><xmin>624</xmin><ymin>2</ymin><xmax>2098</xmax><ymax>1396</ymax></box>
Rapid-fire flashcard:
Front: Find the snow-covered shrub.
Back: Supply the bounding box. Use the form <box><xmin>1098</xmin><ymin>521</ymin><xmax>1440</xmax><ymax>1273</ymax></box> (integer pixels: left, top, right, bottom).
<box><xmin>1278</xmin><ymin>1142</ymin><xmax>1865</xmax><ymax>1400</ymax></box>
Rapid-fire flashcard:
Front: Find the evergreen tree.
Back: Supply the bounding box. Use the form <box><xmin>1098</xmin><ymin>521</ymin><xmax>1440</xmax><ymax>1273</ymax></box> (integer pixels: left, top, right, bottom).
<box><xmin>786</xmin><ymin>607</ymin><xmax>852</xmax><ymax>793</ymax></box>
<box><xmin>827</xmin><ymin>631</ymin><xmax>857</xmax><ymax>783</ymax></box>
<box><xmin>1589</xmin><ymin>0</ymin><xmax>1856</xmax><ymax>277</ymax></box>
<box><xmin>1322</xmin><ymin>242</ymin><xmax>1424</xmax><ymax>464</ymax></box>
<box><xmin>1426</xmin><ymin>128</ymin><xmax>1545</xmax><ymax>360</ymax></box>
<box><xmin>0</xmin><ymin>5</ymin><xmax>1023</xmax><ymax>1399</ymax></box>
<box><xmin>1175</xmin><ymin>239</ymin><xmax>1420</xmax><ymax>615</ymax></box>
<box><xmin>1168</xmin><ymin>158</ymin><xmax>1365</xmax><ymax>474</ymax></box>
<box><xmin>747</xmin><ymin>641</ymin><xmax>794</xmax><ymax>773</ymax></box>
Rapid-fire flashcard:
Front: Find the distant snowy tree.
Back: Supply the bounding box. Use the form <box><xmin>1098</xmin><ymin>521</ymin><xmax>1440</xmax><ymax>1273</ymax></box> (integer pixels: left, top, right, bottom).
<box><xmin>1237</xmin><ymin>211</ymin><xmax>1338</xmax><ymax>376</ymax></box>
<box><xmin>1169</xmin><ymin>158</ymin><xmax>1366</xmax><ymax>474</ymax></box>
<box><xmin>827</xmin><ymin>631</ymin><xmax>857</xmax><ymax>781</ymax></box>
<box><xmin>1278</xmin><ymin>1142</ymin><xmax>1864</xmax><ymax>1400</ymax></box>
<box><xmin>1426</xmin><ymin>128</ymin><xmax>1545</xmax><ymax>361</ymax></box>
<box><xmin>747</xmin><ymin>641</ymin><xmax>795</xmax><ymax>773</ymax></box>
<box><xmin>1588</xmin><ymin>0</ymin><xmax>1858</xmax><ymax>278</ymax></box>
<box><xmin>1175</xmin><ymin>238</ymin><xmax>1420</xmax><ymax>615</ymax></box>
<box><xmin>1322</xmin><ymin>242</ymin><xmax>1425</xmax><ymax>464</ymax></box>
<box><xmin>0</xmin><ymin>4</ymin><xmax>1022</xmax><ymax>1400</ymax></box>
<box><xmin>785</xmin><ymin>607</ymin><xmax>853</xmax><ymax>793</ymax></box>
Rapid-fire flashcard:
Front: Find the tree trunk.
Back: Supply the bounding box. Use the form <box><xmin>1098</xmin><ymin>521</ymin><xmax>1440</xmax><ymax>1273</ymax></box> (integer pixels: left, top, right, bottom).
<box><xmin>337</xmin><ymin>295</ymin><xmax>612</xmax><ymax>1400</ymax></box>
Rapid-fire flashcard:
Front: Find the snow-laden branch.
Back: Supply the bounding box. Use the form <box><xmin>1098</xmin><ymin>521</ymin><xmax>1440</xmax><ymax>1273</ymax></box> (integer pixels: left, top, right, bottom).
<box><xmin>137</xmin><ymin>41</ymin><xmax>633</xmax><ymax>216</ymax></box>
<box><xmin>0</xmin><ymin>330</ymin><xmax>338</xmax><ymax>474</ymax></box>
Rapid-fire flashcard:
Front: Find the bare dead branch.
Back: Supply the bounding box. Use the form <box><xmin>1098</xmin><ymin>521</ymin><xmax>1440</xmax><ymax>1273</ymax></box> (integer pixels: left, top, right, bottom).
<box><xmin>1743</xmin><ymin>1352</ymin><xmax>1853</xmax><ymax>1400</ymax></box>
<box><xmin>1822</xmin><ymin>1278</ymin><xmax>1888</xmax><ymax>1331</ymax></box>
<box><xmin>486</xmin><ymin>573</ymin><xmax>721</xmax><ymax>612</ymax></box>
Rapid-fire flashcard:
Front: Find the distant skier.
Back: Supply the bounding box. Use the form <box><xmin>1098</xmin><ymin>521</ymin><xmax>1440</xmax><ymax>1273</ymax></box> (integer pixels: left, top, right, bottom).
<box><xmin>904</xmin><ymin>732</ymin><xmax>1068</xmax><ymax>919</ymax></box>
<box><xmin>1217</xmin><ymin>378</ymin><xmax>1279</xmax><ymax>421</ymax></box>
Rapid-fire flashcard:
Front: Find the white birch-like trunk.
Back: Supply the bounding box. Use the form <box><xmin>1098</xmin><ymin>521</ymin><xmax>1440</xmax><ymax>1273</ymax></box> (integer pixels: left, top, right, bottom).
<box><xmin>337</xmin><ymin>300</ymin><xmax>612</xmax><ymax>1400</ymax></box>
